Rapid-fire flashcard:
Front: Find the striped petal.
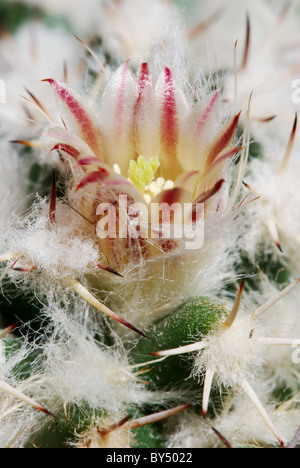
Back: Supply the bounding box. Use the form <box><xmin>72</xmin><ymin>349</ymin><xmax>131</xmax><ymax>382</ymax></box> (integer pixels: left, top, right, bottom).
<box><xmin>46</xmin><ymin>126</ymin><xmax>97</xmax><ymax>157</ymax></box>
<box><xmin>156</xmin><ymin>68</ymin><xmax>188</xmax><ymax>181</ymax></box>
<box><xmin>134</xmin><ymin>63</ymin><xmax>161</xmax><ymax>160</ymax></box>
<box><xmin>150</xmin><ymin>187</ymin><xmax>191</xmax><ymax>238</ymax></box>
<box><xmin>177</xmin><ymin>90</ymin><xmax>221</xmax><ymax>173</ymax></box>
<box><xmin>44</xmin><ymin>80</ymin><xmax>102</xmax><ymax>158</ymax></box>
<box><xmin>99</xmin><ymin>63</ymin><xmax>138</xmax><ymax>175</ymax></box>
<box><xmin>205</xmin><ymin>112</ymin><xmax>241</xmax><ymax>169</ymax></box>
<box><xmin>76</xmin><ymin>170</ymin><xmax>109</xmax><ymax>191</ymax></box>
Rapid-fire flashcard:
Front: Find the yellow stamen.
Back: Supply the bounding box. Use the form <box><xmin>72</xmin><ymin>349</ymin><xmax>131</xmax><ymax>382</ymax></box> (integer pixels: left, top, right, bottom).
<box><xmin>129</xmin><ymin>156</ymin><xmax>160</xmax><ymax>190</ymax></box>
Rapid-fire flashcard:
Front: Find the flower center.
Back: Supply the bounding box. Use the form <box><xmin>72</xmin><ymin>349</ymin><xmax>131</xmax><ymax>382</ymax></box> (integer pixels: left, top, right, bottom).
<box><xmin>128</xmin><ymin>156</ymin><xmax>160</xmax><ymax>190</ymax></box>
<box><xmin>114</xmin><ymin>157</ymin><xmax>175</xmax><ymax>202</ymax></box>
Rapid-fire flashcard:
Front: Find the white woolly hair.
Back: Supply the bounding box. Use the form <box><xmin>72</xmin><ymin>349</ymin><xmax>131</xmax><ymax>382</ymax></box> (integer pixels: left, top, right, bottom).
<box><xmin>0</xmin><ymin>141</ymin><xmax>29</xmax><ymax>211</ymax></box>
<box><xmin>0</xmin><ymin>296</ymin><xmax>185</xmax><ymax>447</ymax></box>
<box><xmin>166</xmin><ymin>391</ymin><xmax>300</xmax><ymax>448</ymax></box>
<box><xmin>245</xmin><ymin>276</ymin><xmax>300</xmax><ymax>391</ymax></box>
<box><xmin>0</xmin><ymin>391</ymin><xmax>48</xmax><ymax>448</ymax></box>
<box><xmin>0</xmin><ymin>329</ymin><xmax>49</xmax><ymax>448</ymax></box>
<box><xmin>238</xmin><ymin>136</ymin><xmax>300</xmax><ymax>275</ymax></box>
<box><xmin>38</xmin><ymin>302</ymin><xmax>145</xmax><ymax>413</ymax></box>
<box><xmin>2</xmin><ymin>198</ymin><xmax>99</xmax><ymax>284</ymax></box>
<box><xmin>0</xmin><ymin>165</ymin><xmax>242</xmax><ymax>337</ymax></box>
<box><xmin>94</xmin><ymin>198</ymin><xmax>241</xmax><ymax>333</ymax></box>
<box><xmin>199</xmin><ymin>275</ymin><xmax>300</xmax><ymax>396</ymax></box>
<box><xmin>97</xmin><ymin>0</ymin><xmax>181</xmax><ymax>64</ymax></box>
<box><xmin>192</xmin><ymin>314</ymin><xmax>265</xmax><ymax>389</ymax></box>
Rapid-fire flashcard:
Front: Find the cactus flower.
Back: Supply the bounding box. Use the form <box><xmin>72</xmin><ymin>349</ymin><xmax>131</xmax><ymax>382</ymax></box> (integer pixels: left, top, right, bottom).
<box><xmin>1</xmin><ymin>60</ymin><xmax>245</xmax><ymax>330</ymax></box>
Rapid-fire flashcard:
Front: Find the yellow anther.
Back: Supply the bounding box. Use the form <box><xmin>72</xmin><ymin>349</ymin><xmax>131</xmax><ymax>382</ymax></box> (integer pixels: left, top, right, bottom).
<box><xmin>150</xmin><ymin>157</ymin><xmax>160</xmax><ymax>174</ymax></box>
<box><xmin>136</xmin><ymin>166</ymin><xmax>146</xmax><ymax>187</ymax></box>
<box><xmin>137</xmin><ymin>156</ymin><xmax>146</xmax><ymax>168</ymax></box>
<box><xmin>129</xmin><ymin>156</ymin><xmax>160</xmax><ymax>189</ymax></box>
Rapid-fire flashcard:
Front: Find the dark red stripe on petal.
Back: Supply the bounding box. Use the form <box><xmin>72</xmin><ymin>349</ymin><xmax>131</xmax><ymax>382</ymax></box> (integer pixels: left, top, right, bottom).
<box><xmin>194</xmin><ymin>179</ymin><xmax>225</xmax><ymax>204</ymax></box>
<box><xmin>160</xmin><ymin>187</ymin><xmax>183</xmax><ymax>205</ymax></box>
<box><xmin>76</xmin><ymin>170</ymin><xmax>108</xmax><ymax>191</ymax></box>
<box><xmin>161</xmin><ymin>68</ymin><xmax>178</xmax><ymax>162</ymax></box>
<box><xmin>115</xmin><ymin>63</ymin><xmax>129</xmax><ymax>133</ymax></box>
<box><xmin>138</xmin><ymin>63</ymin><xmax>151</xmax><ymax>98</ymax></box>
<box><xmin>158</xmin><ymin>68</ymin><xmax>184</xmax><ymax>180</ymax></box>
<box><xmin>207</xmin><ymin>146</ymin><xmax>244</xmax><ymax>176</ymax></box>
<box><xmin>206</xmin><ymin>112</ymin><xmax>241</xmax><ymax>168</ymax></box>
<box><xmin>44</xmin><ymin>79</ymin><xmax>102</xmax><ymax>157</ymax></box>
<box><xmin>196</xmin><ymin>89</ymin><xmax>220</xmax><ymax>136</ymax></box>
<box><xmin>51</xmin><ymin>143</ymin><xmax>81</xmax><ymax>160</ymax></box>
<box><xmin>78</xmin><ymin>157</ymin><xmax>106</xmax><ymax>167</ymax></box>
<box><xmin>134</xmin><ymin>62</ymin><xmax>152</xmax><ymax>149</ymax></box>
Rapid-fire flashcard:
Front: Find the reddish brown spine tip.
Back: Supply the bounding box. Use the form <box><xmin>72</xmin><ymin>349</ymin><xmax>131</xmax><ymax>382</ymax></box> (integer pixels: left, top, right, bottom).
<box><xmin>150</xmin><ymin>351</ymin><xmax>160</xmax><ymax>356</ymax></box>
<box><xmin>292</xmin><ymin>112</ymin><xmax>298</xmax><ymax>133</ymax></box>
<box><xmin>73</xmin><ymin>33</ymin><xmax>82</xmax><ymax>42</ymax></box>
<box><xmin>106</xmin><ymin>268</ymin><xmax>123</xmax><ymax>278</ymax></box>
<box><xmin>98</xmin><ymin>415</ymin><xmax>133</xmax><ymax>437</ymax></box>
<box><xmin>49</xmin><ymin>168</ymin><xmax>57</xmax><ymax>225</ymax></box>
<box><xmin>10</xmin><ymin>140</ymin><xmax>29</xmax><ymax>146</ymax></box>
<box><xmin>8</xmin><ymin>322</ymin><xmax>20</xmax><ymax>332</ymax></box>
<box><xmin>118</xmin><ymin>317</ymin><xmax>149</xmax><ymax>339</ymax></box>
<box><xmin>12</xmin><ymin>264</ymin><xmax>36</xmax><ymax>272</ymax></box>
<box><xmin>279</xmin><ymin>439</ymin><xmax>286</xmax><ymax>449</ymax></box>
<box><xmin>241</xmin><ymin>13</ymin><xmax>251</xmax><ymax>71</ymax></box>
<box><xmin>211</xmin><ymin>427</ymin><xmax>233</xmax><ymax>448</ymax></box>
<box><xmin>97</xmin><ymin>263</ymin><xmax>123</xmax><ymax>278</ymax></box>
<box><xmin>276</xmin><ymin>242</ymin><xmax>283</xmax><ymax>253</ymax></box>
<box><xmin>254</xmin><ymin>115</ymin><xmax>277</xmax><ymax>123</ymax></box>
<box><xmin>41</xmin><ymin>78</ymin><xmax>54</xmax><ymax>84</ymax></box>
<box><xmin>40</xmin><ymin>407</ymin><xmax>55</xmax><ymax>419</ymax></box>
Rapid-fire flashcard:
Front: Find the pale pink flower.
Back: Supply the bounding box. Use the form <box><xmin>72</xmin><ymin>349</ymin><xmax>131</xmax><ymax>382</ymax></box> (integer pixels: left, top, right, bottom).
<box><xmin>42</xmin><ymin>63</ymin><xmax>241</xmax><ymax>265</ymax></box>
<box><xmin>4</xmin><ymin>61</ymin><xmax>244</xmax><ymax>330</ymax></box>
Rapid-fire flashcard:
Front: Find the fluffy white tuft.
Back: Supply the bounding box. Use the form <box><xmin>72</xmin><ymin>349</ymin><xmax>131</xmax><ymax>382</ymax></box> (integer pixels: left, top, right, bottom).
<box><xmin>193</xmin><ymin>314</ymin><xmax>266</xmax><ymax>388</ymax></box>
<box><xmin>3</xmin><ymin>198</ymin><xmax>99</xmax><ymax>282</ymax></box>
